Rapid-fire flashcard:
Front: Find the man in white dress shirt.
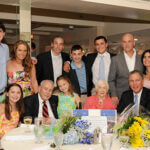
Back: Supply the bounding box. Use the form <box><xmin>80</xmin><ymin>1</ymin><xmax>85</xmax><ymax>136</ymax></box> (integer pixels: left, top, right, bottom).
<box><xmin>108</xmin><ymin>33</ymin><xmax>143</xmax><ymax>105</ymax></box>
<box><xmin>36</xmin><ymin>36</ymin><xmax>70</xmax><ymax>86</ymax></box>
<box><xmin>87</xmin><ymin>36</ymin><xmax>115</xmax><ymax>95</ymax></box>
<box><xmin>23</xmin><ymin>80</ymin><xmax>58</xmax><ymax>123</ymax></box>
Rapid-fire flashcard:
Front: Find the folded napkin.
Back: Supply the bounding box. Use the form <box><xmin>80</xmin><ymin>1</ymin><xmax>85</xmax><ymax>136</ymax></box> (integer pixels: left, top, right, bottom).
<box><xmin>20</xmin><ymin>124</ymin><xmax>35</xmax><ymax>130</ymax></box>
<box><xmin>4</xmin><ymin>135</ymin><xmax>35</xmax><ymax>141</ymax></box>
<box><xmin>32</xmin><ymin>145</ymin><xmax>49</xmax><ymax>150</ymax></box>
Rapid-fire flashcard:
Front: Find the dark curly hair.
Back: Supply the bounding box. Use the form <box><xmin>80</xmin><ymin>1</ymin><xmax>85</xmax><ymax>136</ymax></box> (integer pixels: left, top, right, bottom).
<box><xmin>141</xmin><ymin>49</ymin><xmax>150</xmax><ymax>75</ymax></box>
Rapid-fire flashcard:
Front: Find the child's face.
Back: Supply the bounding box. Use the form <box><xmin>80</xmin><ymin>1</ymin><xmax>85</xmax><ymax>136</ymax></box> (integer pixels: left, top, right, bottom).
<box><xmin>0</xmin><ymin>28</ymin><xmax>5</xmax><ymax>43</ymax></box>
<box><xmin>7</xmin><ymin>86</ymin><xmax>21</xmax><ymax>104</ymax></box>
<box><xmin>57</xmin><ymin>79</ymin><xmax>70</xmax><ymax>93</ymax></box>
<box><xmin>71</xmin><ymin>49</ymin><xmax>83</xmax><ymax>64</ymax></box>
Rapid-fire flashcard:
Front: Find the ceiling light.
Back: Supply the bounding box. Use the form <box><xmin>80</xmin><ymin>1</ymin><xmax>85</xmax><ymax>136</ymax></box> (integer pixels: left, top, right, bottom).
<box><xmin>134</xmin><ymin>38</ymin><xmax>138</xmax><ymax>41</ymax></box>
<box><xmin>69</xmin><ymin>25</ymin><xmax>74</xmax><ymax>30</ymax></box>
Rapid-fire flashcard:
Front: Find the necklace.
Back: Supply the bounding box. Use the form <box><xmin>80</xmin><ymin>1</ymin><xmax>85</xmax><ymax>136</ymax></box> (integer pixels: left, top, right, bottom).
<box><xmin>98</xmin><ymin>97</ymin><xmax>104</xmax><ymax>106</ymax></box>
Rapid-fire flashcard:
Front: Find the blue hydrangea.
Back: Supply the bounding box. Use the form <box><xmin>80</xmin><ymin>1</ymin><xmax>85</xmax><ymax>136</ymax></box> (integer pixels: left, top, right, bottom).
<box><xmin>72</xmin><ymin>119</ymin><xmax>94</xmax><ymax>144</ymax></box>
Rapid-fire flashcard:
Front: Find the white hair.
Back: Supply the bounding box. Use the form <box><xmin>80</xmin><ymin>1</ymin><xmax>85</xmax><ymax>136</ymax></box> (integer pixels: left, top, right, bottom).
<box><xmin>95</xmin><ymin>80</ymin><xmax>109</xmax><ymax>91</ymax></box>
<box><xmin>40</xmin><ymin>80</ymin><xmax>54</xmax><ymax>87</ymax></box>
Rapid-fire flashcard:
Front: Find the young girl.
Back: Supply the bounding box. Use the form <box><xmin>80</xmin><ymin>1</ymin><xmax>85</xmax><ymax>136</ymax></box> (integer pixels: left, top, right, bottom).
<box><xmin>7</xmin><ymin>40</ymin><xmax>38</xmax><ymax>97</ymax></box>
<box><xmin>0</xmin><ymin>83</ymin><xmax>24</xmax><ymax>139</ymax></box>
<box><xmin>56</xmin><ymin>75</ymin><xmax>82</xmax><ymax>118</ymax></box>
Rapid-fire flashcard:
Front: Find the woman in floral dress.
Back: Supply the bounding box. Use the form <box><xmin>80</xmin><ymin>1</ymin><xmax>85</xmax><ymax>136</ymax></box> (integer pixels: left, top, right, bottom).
<box><xmin>7</xmin><ymin>40</ymin><xmax>38</xmax><ymax>97</ymax></box>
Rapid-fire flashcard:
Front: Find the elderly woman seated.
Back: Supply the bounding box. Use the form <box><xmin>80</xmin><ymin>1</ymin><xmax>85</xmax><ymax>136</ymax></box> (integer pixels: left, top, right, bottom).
<box><xmin>84</xmin><ymin>80</ymin><xmax>117</xmax><ymax>109</ymax></box>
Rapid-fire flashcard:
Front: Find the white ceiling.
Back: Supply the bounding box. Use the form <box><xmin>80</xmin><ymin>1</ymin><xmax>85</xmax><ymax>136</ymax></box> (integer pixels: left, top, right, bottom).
<box><xmin>1</xmin><ymin>0</ymin><xmax>150</xmax><ymax>50</ymax></box>
<box><xmin>1</xmin><ymin>0</ymin><xmax>150</xmax><ymax>21</ymax></box>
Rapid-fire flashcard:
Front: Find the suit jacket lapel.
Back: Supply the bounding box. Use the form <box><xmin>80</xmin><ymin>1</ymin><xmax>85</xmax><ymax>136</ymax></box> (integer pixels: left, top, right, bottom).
<box><xmin>34</xmin><ymin>94</ymin><xmax>40</xmax><ymax>117</ymax></box>
<box><xmin>130</xmin><ymin>91</ymin><xmax>134</xmax><ymax>104</ymax></box>
<box><xmin>48</xmin><ymin>51</ymin><xmax>54</xmax><ymax>81</ymax></box>
<box><xmin>49</xmin><ymin>97</ymin><xmax>58</xmax><ymax>118</ymax></box>
<box><xmin>120</xmin><ymin>52</ymin><xmax>129</xmax><ymax>74</ymax></box>
<box><xmin>91</xmin><ymin>53</ymin><xmax>98</xmax><ymax>66</ymax></box>
<box><xmin>140</xmin><ymin>88</ymin><xmax>146</xmax><ymax>106</ymax></box>
<box><xmin>134</xmin><ymin>52</ymin><xmax>140</xmax><ymax>70</ymax></box>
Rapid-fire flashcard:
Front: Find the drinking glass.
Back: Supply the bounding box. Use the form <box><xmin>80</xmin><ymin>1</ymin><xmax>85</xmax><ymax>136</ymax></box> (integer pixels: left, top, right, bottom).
<box><xmin>119</xmin><ymin>129</ymin><xmax>129</xmax><ymax>148</ymax></box>
<box><xmin>101</xmin><ymin>133</ymin><xmax>113</xmax><ymax>150</ymax></box>
<box><xmin>23</xmin><ymin>116</ymin><xmax>32</xmax><ymax>132</ymax></box>
<box><xmin>34</xmin><ymin>117</ymin><xmax>43</xmax><ymax>144</ymax></box>
<box><xmin>53</xmin><ymin>132</ymin><xmax>63</xmax><ymax>150</ymax></box>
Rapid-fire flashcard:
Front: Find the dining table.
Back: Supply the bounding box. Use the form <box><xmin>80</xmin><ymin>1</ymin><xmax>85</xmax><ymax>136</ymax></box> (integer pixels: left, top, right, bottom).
<box><xmin>1</xmin><ymin>126</ymin><xmax>148</xmax><ymax>150</ymax></box>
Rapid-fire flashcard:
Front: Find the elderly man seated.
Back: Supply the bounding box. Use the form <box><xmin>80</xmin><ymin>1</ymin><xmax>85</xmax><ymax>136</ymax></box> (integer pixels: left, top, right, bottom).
<box><xmin>117</xmin><ymin>70</ymin><xmax>150</xmax><ymax>114</ymax></box>
<box><xmin>84</xmin><ymin>80</ymin><xmax>116</xmax><ymax>109</ymax></box>
<box><xmin>23</xmin><ymin>80</ymin><xmax>58</xmax><ymax>123</ymax></box>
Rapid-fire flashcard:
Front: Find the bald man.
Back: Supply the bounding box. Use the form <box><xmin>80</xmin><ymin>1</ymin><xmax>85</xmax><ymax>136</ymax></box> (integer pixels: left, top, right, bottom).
<box><xmin>108</xmin><ymin>33</ymin><xmax>143</xmax><ymax>105</ymax></box>
<box><xmin>23</xmin><ymin>80</ymin><xmax>58</xmax><ymax>123</ymax></box>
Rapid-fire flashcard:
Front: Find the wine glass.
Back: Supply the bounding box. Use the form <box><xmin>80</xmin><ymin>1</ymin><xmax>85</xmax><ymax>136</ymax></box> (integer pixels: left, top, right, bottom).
<box><xmin>23</xmin><ymin>116</ymin><xmax>32</xmax><ymax>132</ymax></box>
<box><xmin>34</xmin><ymin>117</ymin><xmax>43</xmax><ymax>144</ymax></box>
<box><xmin>101</xmin><ymin>133</ymin><xmax>113</xmax><ymax>150</ymax></box>
<box><xmin>53</xmin><ymin>132</ymin><xmax>63</xmax><ymax>150</ymax></box>
<box><xmin>119</xmin><ymin>129</ymin><xmax>129</xmax><ymax>148</ymax></box>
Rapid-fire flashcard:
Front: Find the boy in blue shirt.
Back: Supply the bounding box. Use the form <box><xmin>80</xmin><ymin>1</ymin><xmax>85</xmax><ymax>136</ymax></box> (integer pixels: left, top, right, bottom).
<box><xmin>64</xmin><ymin>45</ymin><xmax>90</xmax><ymax>106</ymax></box>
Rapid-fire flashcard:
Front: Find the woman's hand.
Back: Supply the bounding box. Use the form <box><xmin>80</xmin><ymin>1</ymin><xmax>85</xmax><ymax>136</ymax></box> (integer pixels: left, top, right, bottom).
<box><xmin>0</xmin><ymin>133</ymin><xmax>4</xmax><ymax>139</ymax></box>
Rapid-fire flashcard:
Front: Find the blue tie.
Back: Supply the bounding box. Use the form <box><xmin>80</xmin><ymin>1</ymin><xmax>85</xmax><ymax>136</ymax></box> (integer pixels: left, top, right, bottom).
<box><xmin>99</xmin><ymin>55</ymin><xmax>105</xmax><ymax>80</ymax></box>
<box><xmin>134</xmin><ymin>94</ymin><xmax>139</xmax><ymax>116</ymax></box>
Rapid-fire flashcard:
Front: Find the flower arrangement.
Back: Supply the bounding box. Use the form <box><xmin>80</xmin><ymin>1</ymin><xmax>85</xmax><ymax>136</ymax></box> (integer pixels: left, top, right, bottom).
<box><xmin>54</xmin><ymin>117</ymin><xmax>94</xmax><ymax>144</ymax></box>
<box><xmin>72</xmin><ymin>119</ymin><xmax>94</xmax><ymax>144</ymax></box>
<box><xmin>117</xmin><ymin>116</ymin><xmax>150</xmax><ymax>147</ymax></box>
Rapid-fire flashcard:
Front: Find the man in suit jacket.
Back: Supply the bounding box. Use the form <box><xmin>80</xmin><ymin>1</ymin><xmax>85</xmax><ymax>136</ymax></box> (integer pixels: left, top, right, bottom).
<box><xmin>36</xmin><ymin>36</ymin><xmax>70</xmax><ymax>86</ymax></box>
<box><xmin>23</xmin><ymin>80</ymin><xmax>58</xmax><ymax>123</ymax></box>
<box><xmin>86</xmin><ymin>36</ymin><xmax>115</xmax><ymax>94</ymax></box>
<box><xmin>117</xmin><ymin>70</ymin><xmax>150</xmax><ymax>114</ymax></box>
<box><xmin>108</xmin><ymin>33</ymin><xmax>143</xmax><ymax>105</ymax></box>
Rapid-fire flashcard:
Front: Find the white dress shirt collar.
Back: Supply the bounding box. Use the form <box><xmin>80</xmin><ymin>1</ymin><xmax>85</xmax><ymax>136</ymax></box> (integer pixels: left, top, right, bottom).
<box><xmin>124</xmin><ymin>48</ymin><xmax>136</xmax><ymax>58</ymax></box>
<box><xmin>124</xmin><ymin>48</ymin><xmax>136</xmax><ymax>72</ymax></box>
<box><xmin>38</xmin><ymin>94</ymin><xmax>54</xmax><ymax>118</ymax></box>
<box><xmin>51</xmin><ymin>49</ymin><xmax>61</xmax><ymax>57</ymax></box>
<box><xmin>97</xmin><ymin>51</ymin><xmax>108</xmax><ymax>57</ymax></box>
<box><xmin>92</xmin><ymin>51</ymin><xmax>111</xmax><ymax>85</ymax></box>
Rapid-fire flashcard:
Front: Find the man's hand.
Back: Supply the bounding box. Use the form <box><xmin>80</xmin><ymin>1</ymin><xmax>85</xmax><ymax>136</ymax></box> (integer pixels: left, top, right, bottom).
<box><xmin>42</xmin><ymin>117</ymin><xmax>51</xmax><ymax>125</ymax></box>
<box><xmin>31</xmin><ymin>57</ymin><xmax>37</xmax><ymax>65</ymax></box>
<box><xmin>63</xmin><ymin>61</ymin><xmax>70</xmax><ymax>72</ymax></box>
<box><xmin>112</xmin><ymin>96</ymin><xmax>119</xmax><ymax>106</ymax></box>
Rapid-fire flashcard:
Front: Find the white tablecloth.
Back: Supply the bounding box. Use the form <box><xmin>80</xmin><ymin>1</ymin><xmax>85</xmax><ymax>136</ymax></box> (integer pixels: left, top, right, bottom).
<box><xmin>1</xmin><ymin>127</ymin><xmax>147</xmax><ymax>150</ymax></box>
